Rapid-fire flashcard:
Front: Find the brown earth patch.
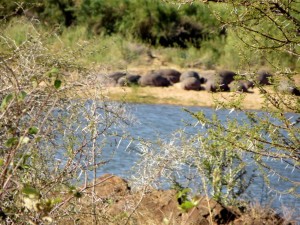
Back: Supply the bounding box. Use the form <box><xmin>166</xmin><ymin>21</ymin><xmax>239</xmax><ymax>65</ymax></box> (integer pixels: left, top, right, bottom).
<box><xmin>63</xmin><ymin>174</ymin><xmax>293</xmax><ymax>225</ymax></box>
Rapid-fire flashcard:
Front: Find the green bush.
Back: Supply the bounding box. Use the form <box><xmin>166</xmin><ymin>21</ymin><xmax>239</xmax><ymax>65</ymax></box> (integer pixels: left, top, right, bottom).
<box><xmin>0</xmin><ymin>19</ymin><xmax>130</xmax><ymax>224</ymax></box>
<box><xmin>1</xmin><ymin>0</ymin><xmax>297</xmax><ymax>69</ymax></box>
<box><xmin>70</xmin><ymin>0</ymin><xmax>224</xmax><ymax>48</ymax></box>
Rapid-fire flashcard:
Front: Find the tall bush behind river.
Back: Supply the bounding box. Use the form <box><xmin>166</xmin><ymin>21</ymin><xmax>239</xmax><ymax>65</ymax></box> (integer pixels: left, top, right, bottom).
<box><xmin>0</xmin><ymin>0</ymin><xmax>297</xmax><ymax>69</ymax></box>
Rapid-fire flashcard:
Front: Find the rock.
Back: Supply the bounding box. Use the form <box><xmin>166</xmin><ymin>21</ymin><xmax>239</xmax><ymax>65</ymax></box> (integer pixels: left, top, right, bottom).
<box><xmin>63</xmin><ymin>175</ymin><xmax>290</xmax><ymax>225</ymax></box>
<box><xmin>90</xmin><ymin>174</ymin><xmax>131</xmax><ymax>198</ymax></box>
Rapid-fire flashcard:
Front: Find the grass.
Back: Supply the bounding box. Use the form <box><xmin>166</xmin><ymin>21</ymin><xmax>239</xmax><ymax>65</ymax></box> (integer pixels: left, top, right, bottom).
<box><xmin>1</xmin><ymin>16</ymin><xmax>298</xmax><ymax>72</ymax></box>
<box><xmin>105</xmin><ymin>85</ymin><xmax>265</xmax><ymax>109</ymax></box>
<box><xmin>107</xmin><ymin>86</ymin><xmax>176</xmax><ymax>105</ymax></box>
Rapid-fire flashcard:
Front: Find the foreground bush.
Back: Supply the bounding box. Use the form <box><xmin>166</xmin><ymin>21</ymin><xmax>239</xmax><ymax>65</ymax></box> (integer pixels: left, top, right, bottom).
<box><xmin>0</xmin><ymin>19</ymin><xmax>130</xmax><ymax>223</ymax></box>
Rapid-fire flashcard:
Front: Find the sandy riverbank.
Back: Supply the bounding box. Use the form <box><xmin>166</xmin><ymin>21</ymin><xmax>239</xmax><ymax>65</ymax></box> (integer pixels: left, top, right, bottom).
<box><xmin>106</xmin><ymin>85</ymin><xmax>266</xmax><ymax>110</ymax></box>
<box><xmin>101</xmin><ymin>64</ymin><xmax>299</xmax><ymax>110</ymax></box>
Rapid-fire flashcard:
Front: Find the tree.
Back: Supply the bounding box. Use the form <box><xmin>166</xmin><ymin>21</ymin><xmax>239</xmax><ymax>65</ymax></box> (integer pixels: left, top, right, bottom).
<box><xmin>165</xmin><ymin>0</ymin><xmax>299</xmax><ymax>56</ymax></box>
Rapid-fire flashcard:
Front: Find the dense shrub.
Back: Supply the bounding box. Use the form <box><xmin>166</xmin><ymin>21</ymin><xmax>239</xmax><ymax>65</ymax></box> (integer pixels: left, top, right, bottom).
<box><xmin>1</xmin><ymin>0</ymin><xmax>223</xmax><ymax>48</ymax></box>
<box><xmin>83</xmin><ymin>0</ymin><xmax>222</xmax><ymax>48</ymax></box>
<box><xmin>0</xmin><ymin>19</ymin><xmax>130</xmax><ymax>223</ymax></box>
<box><xmin>0</xmin><ymin>0</ymin><xmax>76</xmax><ymax>26</ymax></box>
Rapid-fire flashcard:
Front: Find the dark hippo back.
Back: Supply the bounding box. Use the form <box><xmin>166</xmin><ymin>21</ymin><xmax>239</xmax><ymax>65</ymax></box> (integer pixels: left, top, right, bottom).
<box><xmin>277</xmin><ymin>79</ymin><xmax>300</xmax><ymax>96</ymax></box>
<box><xmin>138</xmin><ymin>73</ymin><xmax>171</xmax><ymax>87</ymax></box>
<box><xmin>117</xmin><ymin>74</ymin><xmax>141</xmax><ymax>86</ymax></box>
<box><xmin>203</xmin><ymin>70</ymin><xmax>235</xmax><ymax>92</ymax></box>
<box><xmin>256</xmin><ymin>70</ymin><xmax>273</xmax><ymax>85</ymax></box>
<box><xmin>218</xmin><ymin>70</ymin><xmax>236</xmax><ymax>85</ymax></box>
<box><xmin>230</xmin><ymin>80</ymin><xmax>254</xmax><ymax>92</ymax></box>
<box><xmin>180</xmin><ymin>77</ymin><xmax>201</xmax><ymax>90</ymax></box>
<box><xmin>105</xmin><ymin>71</ymin><xmax>127</xmax><ymax>86</ymax></box>
<box><xmin>152</xmin><ymin>69</ymin><xmax>181</xmax><ymax>84</ymax></box>
<box><xmin>180</xmin><ymin>71</ymin><xmax>200</xmax><ymax>82</ymax></box>
<box><xmin>108</xmin><ymin>72</ymin><xmax>126</xmax><ymax>82</ymax></box>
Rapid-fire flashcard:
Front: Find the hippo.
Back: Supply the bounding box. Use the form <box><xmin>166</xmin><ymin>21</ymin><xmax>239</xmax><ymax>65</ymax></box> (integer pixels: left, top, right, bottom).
<box><xmin>180</xmin><ymin>71</ymin><xmax>207</xmax><ymax>84</ymax></box>
<box><xmin>117</xmin><ymin>74</ymin><xmax>141</xmax><ymax>86</ymax></box>
<box><xmin>108</xmin><ymin>72</ymin><xmax>126</xmax><ymax>82</ymax></box>
<box><xmin>230</xmin><ymin>80</ymin><xmax>254</xmax><ymax>92</ymax></box>
<box><xmin>218</xmin><ymin>70</ymin><xmax>236</xmax><ymax>85</ymax></box>
<box><xmin>256</xmin><ymin>70</ymin><xmax>273</xmax><ymax>85</ymax></box>
<box><xmin>180</xmin><ymin>77</ymin><xmax>201</xmax><ymax>91</ymax></box>
<box><xmin>138</xmin><ymin>73</ymin><xmax>171</xmax><ymax>87</ymax></box>
<box><xmin>149</xmin><ymin>69</ymin><xmax>181</xmax><ymax>84</ymax></box>
<box><xmin>204</xmin><ymin>70</ymin><xmax>236</xmax><ymax>92</ymax></box>
<box><xmin>104</xmin><ymin>71</ymin><xmax>127</xmax><ymax>86</ymax></box>
<box><xmin>180</xmin><ymin>71</ymin><xmax>200</xmax><ymax>82</ymax></box>
<box><xmin>277</xmin><ymin>79</ymin><xmax>300</xmax><ymax>96</ymax></box>
<box><xmin>205</xmin><ymin>79</ymin><xmax>218</xmax><ymax>92</ymax></box>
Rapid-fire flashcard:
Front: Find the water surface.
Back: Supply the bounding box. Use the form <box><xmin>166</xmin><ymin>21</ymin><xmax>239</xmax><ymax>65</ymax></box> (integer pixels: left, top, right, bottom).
<box><xmin>97</xmin><ymin>103</ymin><xmax>299</xmax><ymax>219</ymax></box>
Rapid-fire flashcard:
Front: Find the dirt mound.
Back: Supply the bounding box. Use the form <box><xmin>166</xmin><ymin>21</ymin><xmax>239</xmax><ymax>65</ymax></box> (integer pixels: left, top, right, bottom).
<box><xmin>65</xmin><ymin>174</ymin><xmax>292</xmax><ymax>225</ymax></box>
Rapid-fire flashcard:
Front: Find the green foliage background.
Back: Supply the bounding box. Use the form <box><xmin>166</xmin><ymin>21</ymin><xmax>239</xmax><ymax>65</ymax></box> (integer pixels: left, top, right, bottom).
<box><xmin>1</xmin><ymin>0</ymin><xmax>298</xmax><ymax>70</ymax></box>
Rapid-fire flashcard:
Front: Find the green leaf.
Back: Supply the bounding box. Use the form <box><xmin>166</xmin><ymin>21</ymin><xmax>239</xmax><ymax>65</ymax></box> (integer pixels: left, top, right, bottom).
<box><xmin>20</xmin><ymin>164</ymin><xmax>30</xmax><ymax>170</ymax></box>
<box><xmin>47</xmin><ymin>67</ymin><xmax>59</xmax><ymax>77</ymax></box>
<box><xmin>22</xmin><ymin>186</ymin><xmax>41</xmax><ymax>199</ymax></box>
<box><xmin>31</xmin><ymin>76</ymin><xmax>38</xmax><ymax>88</ymax></box>
<box><xmin>50</xmin><ymin>197</ymin><xmax>62</xmax><ymax>205</ymax></box>
<box><xmin>35</xmin><ymin>137</ymin><xmax>42</xmax><ymax>143</ymax></box>
<box><xmin>0</xmin><ymin>158</ymin><xmax>3</xmax><ymax>166</ymax></box>
<box><xmin>5</xmin><ymin>137</ymin><xmax>18</xmax><ymax>147</ymax></box>
<box><xmin>28</xmin><ymin>126</ymin><xmax>39</xmax><ymax>135</ymax></box>
<box><xmin>1</xmin><ymin>93</ymin><xmax>14</xmax><ymax>110</ymax></box>
<box><xmin>50</xmin><ymin>67</ymin><xmax>59</xmax><ymax>74</ymax></box>
<box><xmin>17</xmin><ymin>91</ymin><xmax>27</xmax><ymax>101</ymax></box>
<box><xmin>20</xmin><ymin>136</ymin><xmax>30</xmax><ymax>144</ymax></box>
<box><xmin>22</xmin><ymin>153</ymin><xmax>31</xmax><ymax>163</ymax></box>
<box><xmin>68</xmin><ymin>185</ymin><xmax>76</xmax><ymax>193</ymax></box>
<box><xmin>179</xmin><ymin>201</ymin><xmax>195</xmax><ymax>212</ymax></box>
<box><xmin>176</xmin><ymin>188</ymin><xmax>190</xmax><ymax>199</ymax></box>
<box><xmin>68</xmin><ymin>186</ymin><xmax>82</xmax><ymax>198</ymax></box>
<box><xmin>54</xmin><ymin>79</ymin><xmax>62</xmax><ymax>89</ymax></box>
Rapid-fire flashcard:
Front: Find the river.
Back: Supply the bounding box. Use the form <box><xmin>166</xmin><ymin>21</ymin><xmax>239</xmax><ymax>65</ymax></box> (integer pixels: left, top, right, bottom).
<box><xmin>94</xmin><ymin>103</ymin><xmax>299</xmax><ymax>220</ymax></box>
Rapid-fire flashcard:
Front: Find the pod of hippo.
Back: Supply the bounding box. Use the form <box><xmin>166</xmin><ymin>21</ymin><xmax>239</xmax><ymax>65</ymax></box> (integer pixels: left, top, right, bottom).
<box><xmin>104</xmin><ymin>68</ymin><xmax>299</xmax><ymax>96</ymax></box>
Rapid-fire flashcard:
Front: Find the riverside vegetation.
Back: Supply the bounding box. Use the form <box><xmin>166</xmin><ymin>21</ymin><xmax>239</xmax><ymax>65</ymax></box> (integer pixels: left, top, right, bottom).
<box><xmin>0</xmin><ymin>0</ymin><xmax>299</xmax><ymax>224</ymax></box>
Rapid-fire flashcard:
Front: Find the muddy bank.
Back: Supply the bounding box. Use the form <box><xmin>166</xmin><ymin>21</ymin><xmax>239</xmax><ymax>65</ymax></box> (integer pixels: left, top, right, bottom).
<box><xmin>65</xmin><ymin>174</ymin><xmax>293</xmax><ymax>225</ymax></box>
